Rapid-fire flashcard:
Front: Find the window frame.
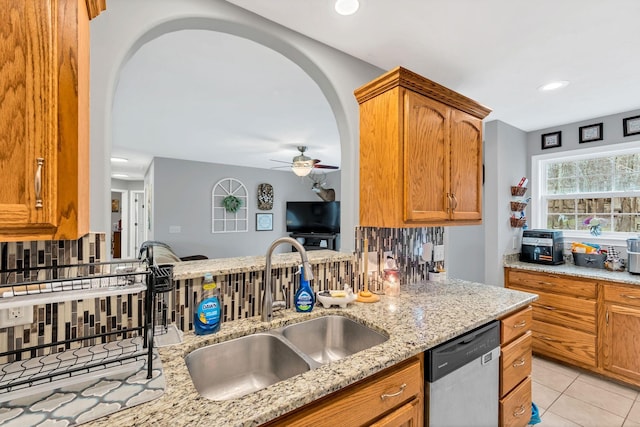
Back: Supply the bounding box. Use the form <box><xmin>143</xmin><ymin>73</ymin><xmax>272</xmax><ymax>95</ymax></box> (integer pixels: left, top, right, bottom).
<box><xmin>531</xmin><ymin>140</ymin><xmax>640</xmax><ymax>245</ymax></box>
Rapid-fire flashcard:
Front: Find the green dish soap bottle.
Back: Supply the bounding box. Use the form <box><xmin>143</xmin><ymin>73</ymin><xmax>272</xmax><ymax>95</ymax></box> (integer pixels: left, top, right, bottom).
<box><xmin>194</xmin><ymin>272</ymin><xmax>221</xmax><ymax>335</ymax></box>
<box><xmin>294</xmin><ymin>265</ymin><xmax>315</xmax><ymax>312</ymax></box>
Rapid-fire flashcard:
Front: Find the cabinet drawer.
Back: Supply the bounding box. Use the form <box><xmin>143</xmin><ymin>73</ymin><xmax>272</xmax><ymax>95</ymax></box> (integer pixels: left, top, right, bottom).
<box><xmin>532</xmin><ymin>320</ymin><xmax>596</xmax><ymax>367</ymax></box>
<box><xmin>500</xmin><ymin>376</ymin><xmax>531</xmax><ymax>427</ymax></box>
<box><xmin>603</xmin><ymin>284</ymin><xmax>640</xmax><ymax>308</ymax></box>
<box><xmin>501</xmin><ymin>306</ymin><xmax>532</xmax><ymax>344</ymax></box>
<box><xmin>500</xmin><ymin>331</ymin><xmax>532</xmax><ymax>397</ymax></box>
<box><xmin>272</xmin><ymin>357</ymin><xmax>422</xmax><ymax>426</ymax></box>
<box><xmin>510</xmin><ymin>286</ymin><xmax>596</xmax><ymax>333</ymax></box>
<box><xmin>506</xmin><ymin>269</ymin><xmax>596</xmax><ymax>298</ymax></box>
<box><xmin>369</xmin><ymin>396</ymin><xmax>422</xmax><ymax>427</ymax></box>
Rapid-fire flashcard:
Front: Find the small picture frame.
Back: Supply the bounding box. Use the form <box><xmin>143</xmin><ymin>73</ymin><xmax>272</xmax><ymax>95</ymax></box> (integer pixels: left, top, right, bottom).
<box><xmin>579</xmin><ymin>123</ymin><xmax>603</xmax><ymax>144</ymax></box>
<box><xmin>111</xmin><ymin>199</ymin><xmax>119</xmax><ymax>213</ymax></box>
<box><xmin>256</xmin><ymin>213</ymin><xmax>273</xmax><ymax>231</ymax></box>
<box><xmin>541</xmin><ymin>131</ymin><xmax>562</xmax><ymax>149</ymax></box>
<box><xmin>623</xmin><ymin>115</ymin><xmax>640</xmax><ymax>137</ymax></box>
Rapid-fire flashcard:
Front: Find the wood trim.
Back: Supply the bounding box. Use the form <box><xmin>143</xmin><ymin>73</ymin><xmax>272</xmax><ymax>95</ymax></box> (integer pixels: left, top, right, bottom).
<box><xmin>354</xmin><ymin>66</ymin><xmax>492</xmax><ymax>119</ymax></box>
<box><xmin>84</xmin><ymin>0</ymin><xmax>106</xmax><ymax>20</ymax></box>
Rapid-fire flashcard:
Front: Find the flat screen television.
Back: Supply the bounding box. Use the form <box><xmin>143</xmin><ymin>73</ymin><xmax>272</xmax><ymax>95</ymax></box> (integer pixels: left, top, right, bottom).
<box><xmin>286</xmin><ymin>201</ymin><xmax>340</xmax><ymax>234</ymax></box>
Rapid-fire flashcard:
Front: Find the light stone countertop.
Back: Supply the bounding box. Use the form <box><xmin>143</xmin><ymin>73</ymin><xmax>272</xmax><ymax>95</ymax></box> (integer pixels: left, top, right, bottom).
<box><xmin>171</xmin><ymin>249</ymin><xmax>353</xmax><ymax>280</ymax></box>
<box><xmin>85</xmin><ymin>279</ymin><xmax>536</xmax><ymax>427</ymax></box>
<box><xmin>504</xmin><ymin>259</ymin><xmax>640</xmax><ymax>286</ymax></box>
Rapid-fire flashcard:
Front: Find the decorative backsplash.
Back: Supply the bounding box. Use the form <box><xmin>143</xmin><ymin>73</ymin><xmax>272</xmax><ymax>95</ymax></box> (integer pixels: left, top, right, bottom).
<box><xmin>355</xmin><ymin>226</ymin><xmax>444</xmax><ymax>292</ymax></box>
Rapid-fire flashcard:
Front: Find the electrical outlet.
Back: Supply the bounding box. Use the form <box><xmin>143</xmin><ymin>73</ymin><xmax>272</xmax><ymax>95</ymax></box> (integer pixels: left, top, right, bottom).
<box><xmin>433</xmin><ymin>245</ymin><xmax>445</xmax><ymax>262</ymax></box>
<box><xmin>0</xmin><ymin>306</ymin><xmax>33</xmax><ymax>327</ymax></box>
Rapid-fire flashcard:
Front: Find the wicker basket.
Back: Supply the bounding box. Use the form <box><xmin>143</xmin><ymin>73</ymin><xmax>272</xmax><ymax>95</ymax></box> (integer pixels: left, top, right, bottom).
<box><xmin>510</xmin><ymin>201</ymin><xmax>528</xmax><ymax>211</ymax></box>
<box><xmin>510</xmin><ymin>217</ymin><xmax>527</xmax><ymax>228</ymax></box>
<box><xmin>511</xmin><ymin>186</ymin><xmax>527</xmax><ymax>196</ymax></box>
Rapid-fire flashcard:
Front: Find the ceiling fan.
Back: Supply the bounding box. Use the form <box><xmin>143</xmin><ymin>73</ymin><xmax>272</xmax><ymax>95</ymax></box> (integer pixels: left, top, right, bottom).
<box><xmin>271</xmin><ymin>146</ymin><xmax>339</xmax><ymax>176</ymax></box>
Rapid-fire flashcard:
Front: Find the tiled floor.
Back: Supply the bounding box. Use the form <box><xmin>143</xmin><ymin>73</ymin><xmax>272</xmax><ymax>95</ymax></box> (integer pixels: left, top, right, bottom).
<box><xmin>532</xmin><ymin>356</ymin><xmax>640</xmax><ymax>426</ymax></box>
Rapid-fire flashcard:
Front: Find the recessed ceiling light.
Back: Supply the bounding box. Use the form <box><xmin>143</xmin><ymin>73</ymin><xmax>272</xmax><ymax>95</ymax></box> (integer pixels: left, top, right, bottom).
<box><xmin>538</xmin><ymin>81</ymin><xmax>569</xmax><ymax>92</ymax></box>
<box><xmin>335</xmin><ymin>0</ymin><xmax>359</xmax><ymax>15</ymax></box>
<box><xmin>111</xmin><ymin>157</ymin><xmax>129</xmax><ymax>163</ymax></box>
<box><xmin>112</xmin><ymin>173</ymin><xmax>129</xmax><ymax>178</ymax></box>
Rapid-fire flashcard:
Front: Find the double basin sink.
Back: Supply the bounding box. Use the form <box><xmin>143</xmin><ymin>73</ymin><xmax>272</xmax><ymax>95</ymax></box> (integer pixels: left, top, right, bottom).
<box><xmin>185</xmin><ymin>315</ymin><xmax>388</xmax><ymax>401</ymax></box>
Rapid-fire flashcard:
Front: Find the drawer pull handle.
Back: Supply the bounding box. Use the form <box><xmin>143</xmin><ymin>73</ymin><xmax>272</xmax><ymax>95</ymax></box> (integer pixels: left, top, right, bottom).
<box><xmin>513</xmin><ymin>320</ymin><xmax>527</xmax><ymax>328</ymax></box>
<box><xmin>540</xmin><ymin>305</ymin><xmax>556</xmax><ymax>311</ymax></box>
<box><xmin>621</xmin><ymin>294</ymin><xmax>640</xmax><ymax>300</ymax></box>
<box><xmin>513</xmin><ymin>405</ymin><xmax>527</xmax><ymax>417</ymax></box>
<box><xmin>512</xmin><ymin>358</ymin><xmax>526</xmax><ymax>367</ymax></box>
<box><xmin>538</xmin><ymin>281</ymin><xmax>553</xmax><ymax>286</ymax></box>
<box><xmin>380</xmin><ymin>383</ymin><xmax>406</xmax><ymax>400</ymax></box>
<box><xmin>539</xmin><ymin>335</ymin><xmax>557</xmax><ymax>342</ymax></box>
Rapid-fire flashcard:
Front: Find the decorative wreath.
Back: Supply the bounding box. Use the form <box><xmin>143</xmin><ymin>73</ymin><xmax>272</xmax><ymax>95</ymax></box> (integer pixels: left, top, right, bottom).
<box><xmin>222</xmin><ymin>195</ymin><xmax>242</xmax><ymax>213</ymax></box>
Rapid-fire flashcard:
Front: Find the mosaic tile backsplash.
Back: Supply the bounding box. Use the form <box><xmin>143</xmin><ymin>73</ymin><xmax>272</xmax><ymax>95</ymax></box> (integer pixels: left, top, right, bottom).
<box><xmin>1</xmin><ymin>226</ymin><xmax>444</xmax><ymax>363</ymax></box>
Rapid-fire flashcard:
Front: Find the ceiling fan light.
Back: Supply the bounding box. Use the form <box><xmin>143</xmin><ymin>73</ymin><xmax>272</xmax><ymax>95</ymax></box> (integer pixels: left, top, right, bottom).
<box><xmin>292</xmin><ymin>163</ymin><xmax>313</xmax><ymax>176</ymax></box>
<box><xmin>335</xmin><ymin>0</ymin><xmax>359</xmax><ymax>15</ymax></box>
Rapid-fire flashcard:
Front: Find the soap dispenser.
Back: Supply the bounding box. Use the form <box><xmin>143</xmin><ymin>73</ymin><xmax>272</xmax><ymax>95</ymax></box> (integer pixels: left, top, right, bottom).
<box><xmin>294</xmin><ymin>265</ymin><xmax>315</xmax><ymax>312</ymax></box>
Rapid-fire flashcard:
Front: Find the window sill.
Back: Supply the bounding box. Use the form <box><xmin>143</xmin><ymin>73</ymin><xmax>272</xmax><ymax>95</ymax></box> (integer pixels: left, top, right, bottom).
<box><xmin>557</xmin><ymin>231</ymin><xmax>637</xmax><ymax>247</ymax></box>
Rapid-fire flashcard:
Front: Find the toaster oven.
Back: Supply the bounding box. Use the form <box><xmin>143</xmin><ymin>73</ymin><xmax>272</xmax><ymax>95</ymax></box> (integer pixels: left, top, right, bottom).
<box><xmin>520</xmin><ymin>229</ymin><xmax>564</xmax><ymax>265</ymax></box>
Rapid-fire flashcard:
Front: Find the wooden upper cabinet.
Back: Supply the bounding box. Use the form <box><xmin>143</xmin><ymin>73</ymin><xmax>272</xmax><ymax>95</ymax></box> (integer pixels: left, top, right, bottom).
<box><xmin>355</xmin><ymin>67</ymin><xmax>491</xmax><ymax>227</ymax></box>
<box><xmin>0</xmin><ymin>0</ymin><xmax>103</xmax><ymax>241</ymax></box>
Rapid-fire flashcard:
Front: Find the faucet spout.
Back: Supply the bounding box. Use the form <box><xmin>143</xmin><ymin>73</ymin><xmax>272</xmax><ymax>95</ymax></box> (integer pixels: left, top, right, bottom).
<box><xmin>261</xmin><ymin>237</ymin><xmax>313</xmax><ymax>322</ymax></box>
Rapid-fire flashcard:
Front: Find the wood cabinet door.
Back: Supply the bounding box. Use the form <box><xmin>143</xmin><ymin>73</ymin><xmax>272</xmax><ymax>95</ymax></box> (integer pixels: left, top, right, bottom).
<box><xmin>603</xmin><ymin>303</ymin><xmax>640</xmax><ymax>382</ymax></box>
<box><xmin>370</xmin><ymin>397</ymin><xmax>422</xmax><ymax>427</ymax></box>
<box><xmin>0</xmin><ymin>1</ymin><xmax>58</xmax><ymax>238</ymax></box>
<box><xmin>449</xmin><ymin>109</ymin><xmax>482</xmax><ymax>221</ymax></box>
<box><xmin>403</xmin><ymin>91</ymin><xmax>450</xmax><ymax>222</ymax></box>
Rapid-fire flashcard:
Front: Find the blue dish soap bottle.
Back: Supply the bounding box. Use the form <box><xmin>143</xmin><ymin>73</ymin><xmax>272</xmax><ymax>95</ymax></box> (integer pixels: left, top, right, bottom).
<box><xmin>194</xmin><ymin>272</ymin><xmax>221</xmax><ymax>335</ymax></box>
<box><xmin>294</xmin><ymin>265</ymin><xmax>315</xmax><ymax>312</ymax></box>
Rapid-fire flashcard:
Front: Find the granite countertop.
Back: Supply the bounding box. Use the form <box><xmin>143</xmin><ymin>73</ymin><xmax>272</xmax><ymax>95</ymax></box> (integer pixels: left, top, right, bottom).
<box><xmin>85</xmin><ymin>279</ymin><xmax>536</xmax><ymax>427</ymax></box>
<box><xmin>172</xmin><ymin>249</ymin><xmax>353</xmax><ymax>280</ymax></box>
<box><xmin>504</xmin><ymin>259</ymin><xmax>640</xmax><ymax>286</ymax></box>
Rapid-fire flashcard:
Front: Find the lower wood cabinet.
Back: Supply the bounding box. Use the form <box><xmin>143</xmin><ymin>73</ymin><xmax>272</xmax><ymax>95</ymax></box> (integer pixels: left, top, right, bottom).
<box><xmin>264</xmin><ymin>355</ymin><xmax>423</xmax><ymax>427</ymax></box>
<box><xmin>499</xmin><ymin>306</ymin><xmax>532</xmax><ymax>427</ymax></box>
<box><xmin>602</xmin><ymin>283</ymin><xmax>640</xmax><ymax>384</ymax></box>
<box><xmin>505</xmin><ymin>268</ymin><xmax>640</xmax><ymax>389</ymax></box>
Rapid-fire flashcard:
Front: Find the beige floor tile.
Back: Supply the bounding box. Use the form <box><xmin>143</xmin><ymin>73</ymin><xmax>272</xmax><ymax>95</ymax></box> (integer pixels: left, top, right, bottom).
<box><xmin>533</xmin><ymin>362</ymin><xmax>577</xmax><ymax>393</ymax></box>
<box><xmin>533</xmin><ymin>380</ymin><xmax>561</xmax><ymax>410</ymax></box>
<box><xmin>564</xmin><ymin>378</ymin><xmax>634</xmax><ymax>417</ymax></box>
<box><xmin>539</xmin><ymin>410</ymin><xmax>581</xmax><ymax>427</ymax></box>
<box><xmin>628</xmin><ymin>400</ymin><xmax>640</xmax><ymax>423</ymax></box>
<box><xmin>533</xmin><ymin>357</ymin><xmax>581</xmax><ymax>380</ymax></box>
<box><xmin>577</xmin><ymin>372</ymin><xmax>639</xmax><ymax>401</ymax></box>
<box><xmin>623</xmin><ymin>420</ymin><xmax>640</xmax><ymax>427</ymax></box>
<box><xmin>548</xmin><ymin>395</ymin><xmax>625</xmax><ymax>427</ymax></box>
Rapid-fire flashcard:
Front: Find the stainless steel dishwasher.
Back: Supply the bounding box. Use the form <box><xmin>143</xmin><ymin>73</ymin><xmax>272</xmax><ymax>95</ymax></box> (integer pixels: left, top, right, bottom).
<box><xmin>425</xmin><ymin>320</ymin><xmax>501</xmax><ymax>427</ymax></box>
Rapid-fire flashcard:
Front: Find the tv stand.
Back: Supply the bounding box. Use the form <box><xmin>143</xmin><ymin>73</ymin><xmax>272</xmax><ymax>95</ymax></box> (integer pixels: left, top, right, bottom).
<box><xmin>289</xmin><ymin>233</ymin><xmax>337</xmax><ymax>251</ymax></box>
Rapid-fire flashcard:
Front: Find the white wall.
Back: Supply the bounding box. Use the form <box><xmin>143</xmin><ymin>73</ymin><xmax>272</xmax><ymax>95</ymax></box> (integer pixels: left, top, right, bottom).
<box><xmin>89</xmin><ymin>0</ymin><xmax>384</xmax><ymax>254</ymax></box>
<box><xmin>150</xmin><ymin>157</ymin><xmax>341</xmax><ymax>259</ymax></box>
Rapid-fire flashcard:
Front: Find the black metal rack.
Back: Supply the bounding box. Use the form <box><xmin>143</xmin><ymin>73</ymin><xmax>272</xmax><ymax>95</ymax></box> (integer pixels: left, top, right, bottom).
<box><xmin>0</xmin><ymin>257</ymin><xmax>159</xmax><ymax>396</ymax></box>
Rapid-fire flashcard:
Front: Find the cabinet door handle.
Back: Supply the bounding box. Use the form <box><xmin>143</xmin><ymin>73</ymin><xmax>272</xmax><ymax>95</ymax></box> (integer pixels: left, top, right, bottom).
<box><xmin>380</xmin><ymin>383</ymin><xmax>406</xmax><ymax>400</ymax></box>
<box><xmin>540</xmin><ymin>305</ymin><xmax>556</xmax><ymax>311</ymax></box>
<box><xmin>512</xmin><ymin>358</ymin><xmax>526</xmax><ymax>367</ymax></box>
<box><xmin>606</xmin><ymin>309</ymin><xmax>609</xmax><ymax>325</ymax></box>
<box><xmin>35</xmin><ymin>157</ymin><xmax>44</xmax><ymax>208</ymax></box>
<box><xmin>621</xmin><ymin>294</ymin><xmax>640</xmax><ymax>300</ymax></box>
<box><xmin>539</xmin><ymin>335</ymin><xmax>557</xmax><ymax>342</ymax></box>
<box><xmin>513</xmin><ymin>405</ymin><xmax>527</xmax><ymax>417</ymax></box>
<box><xmin>446</xmin><ymin>193</ymin><xmax>452</xmax><ymax>213</ymax></box>
<box><xmin>451</xmin><ymin>193</ymin><xmax>458</xmax><ymax>211</ymax></box>
<box><xmin>512</xmin><ymin>320</ymin><xmax>526</xmax><ymax>328</ymax></box>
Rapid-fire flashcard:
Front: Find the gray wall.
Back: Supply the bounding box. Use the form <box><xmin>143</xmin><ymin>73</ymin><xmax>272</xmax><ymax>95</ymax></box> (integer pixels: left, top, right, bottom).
<box><xmin>151</xmin><ymin>157</ymin><xmax>341</xmax><ymax>259</ymax></box>
<box><xmin>89</xmin><ymin>0</ymin><xmax>384</xmax><ymax>254</ymax></box>
<box><xmin>526</xmin><ymin>108</ymin><xmax>640</xmax><ymax>158</ymax></box>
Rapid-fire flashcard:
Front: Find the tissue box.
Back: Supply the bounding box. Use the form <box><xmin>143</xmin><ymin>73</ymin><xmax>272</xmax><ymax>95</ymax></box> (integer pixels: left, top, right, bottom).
<box><xmin>572</xmin><ymin>253</ymin><xmax>606</xmax><ymax>269</ymax></box>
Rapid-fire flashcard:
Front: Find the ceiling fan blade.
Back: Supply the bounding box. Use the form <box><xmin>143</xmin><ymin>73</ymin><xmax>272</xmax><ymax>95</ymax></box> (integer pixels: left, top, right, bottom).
<box><xmin>270</xmin><ymin>159</ymin><xmax>293</xmax><ymax>164</ymax></box>
<box><xmin>313</xmin><ymin>164</ymin><xmax>339</xmax><ymax>169</ymax></box>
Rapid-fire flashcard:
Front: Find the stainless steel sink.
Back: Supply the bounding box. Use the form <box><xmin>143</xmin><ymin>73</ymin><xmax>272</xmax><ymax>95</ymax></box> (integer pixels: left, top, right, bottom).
<box><xmin>185</xmin><ymin>333</ymin><xmax>310</xmax><ymax>401</ymax></box>
<box><xmin>279</xmin><ymin>315</ymin><xmax>388</xmax><ymax>364</ymax></box>
<box><xmin>185</xmin><ymin>315</ymin><xmax>389</xmax><ymax>401</ymax></box>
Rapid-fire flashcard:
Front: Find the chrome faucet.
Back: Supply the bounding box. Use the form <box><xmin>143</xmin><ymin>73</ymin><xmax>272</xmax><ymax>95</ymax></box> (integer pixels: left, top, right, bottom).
<box><xmin>261</xmin><ymin>237</ymin><xmax>314</xmax><ymax>322</ymax></box>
